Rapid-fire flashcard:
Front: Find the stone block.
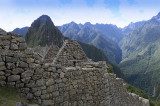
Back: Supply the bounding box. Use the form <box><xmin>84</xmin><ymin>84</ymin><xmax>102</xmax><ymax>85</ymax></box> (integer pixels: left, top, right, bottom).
<box><xmin>0</xmin><ymin>66</ymin><xmax>6</xmax><ymax>71</ymax></box>
<box><xmin>0</xmin><ymin>40</ymin><xmax>10</xmax><ymax>46</ymax></box>
<box><xmin>16</xmin><ymin>83</ymin><xmax>24</xmax><ymax>88</ymax></box>
<box><xmin>36</xmin><ymin>79</ymin><xmax>45</xmax><ymax>87</ymax></box>
<box><xmin>21</xmin><ymin>77</ymin><xmax>31</xmax><ymax>83</ymax></box>
<box><xmin>27</xmin><ymin>58</ymin><xmax>34</xmax><ymax>63</ymax></box>
<box><xmin>43</xmin><ymin>72</ymin><xmax>50</xmax><ymax>78</ymax></box>
<box><xmin>0</xmin><ymin>62</ymin><xmax>5</xmax><ymax>66</ymax></box>
<box><xmin>12</xmin><ymin>68</ymin><xmax>24</xmax><ymax>75</ymax></box>
<box><xmin>7</xmin><ymin>63</ymin><xmax>16</xmax><ymax>69</ymax></box>
<box><xmin>52</xmin><ymin>91</ymin><xmax>59</xmax><ymax>97</ymax></box>
<box><xmin>35</xmin><ymin>69</ymin><xmax>44</xmax><ymax>75</ymax></box>
<box><xmin>19</xmin><ymin>43</ymin><xmax>27</xmax><ymax>50</ymax></box>
<box><xmin>46</xmin><ymin>79</ymin><xmax>55</xmax><ymax>86</ymax></box>
<box><xmin>0</xmin><ymin>76</ymin><xmax>6</xmax><ymax>80</ymax></box>
<box><xmin>6</xmin><ymin>56</ymin><xmax>17</xmax><ymax>63</ymax></box>
<box><xmin>21</xmin><ymin>70</ymin><xmax>33</xmax><ymax>78</ymax></box>
<box><xmin>16</xmin><ymin>37</ymin><xmax>25</xmax><ymax>43</ymax></box>
<box><xmin>41</xmin><ymin>94</ymin><xmax>50</xmax><ymax>99</ymax></box>
<box><xmin>60</xmin><ymin>72</ymin><xmax>65</xmax><ymax>78</ymax></box>
<box><xmin>26</xmin><ymin>82</ymin><xmax>35</xmax><ymax>88</ymax></box>
<box><xmin>0</xmin><ymin>81</ymin><xmax>6</xmax><ymax>85</ymax></box>
<box><xmin>10</xmin><ymin>43</ymin><xmax>18</xmax><ymax>50</ymax></box>
<box><xmin>34</xmin><ymin>90</ymin><xmax>41</xmax><ymax>97</ymax></box>
<box><xmin>0</xmin><ymin>71</ymin><xmax>5</xmax><ymax>76</ymax></box>
<box><xmin>27</xmin><ymin>93</ymin><xmax>33</xmax><ymax>100</ymax></box>
<box><xmin>42</xmin><ymin>100</ymin><xmax>54</xmax><ymax>106</ymax></box>
<box><xmin>21</xmin><ymin>88</ymin><xmax>30</xmax><ymax>93</ymax></box>
<box><xmin>8</xmin><ymin>75</ymin><xmax>20</xmax><ymax>82</ymax></box>
<box><xmin>47</xmin><ymin>85</ymin><xmax>54</xmax><ymax>93</ymax></box>
<box><xmin>18</xmin><ymin>61</ymin><xmax>28</xmax><ymax>68</ymax></box>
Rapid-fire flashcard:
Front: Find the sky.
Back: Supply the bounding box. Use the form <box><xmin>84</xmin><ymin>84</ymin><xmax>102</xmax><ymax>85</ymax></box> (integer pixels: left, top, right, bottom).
<box><xmin>0</xmin><ymin>0</ymin><xmax>160</xmax><ymax>31</ymax></box>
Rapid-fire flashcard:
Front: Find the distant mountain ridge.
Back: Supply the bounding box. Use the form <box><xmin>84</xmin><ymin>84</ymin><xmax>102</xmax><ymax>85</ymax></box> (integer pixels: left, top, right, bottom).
<box><xmin>12</xmin><ymin>27</ymin><xmax>29</xmax><ymax>37</ymax></box>
<box><xmin>58</xmin><ymin>22</ymin><xmax>122</xmax><ymax>64</ymax></box>
<box><xmin>122</xmin><ymin>21</ymin><xmax>146</xmax><ymax>35</ymax></box>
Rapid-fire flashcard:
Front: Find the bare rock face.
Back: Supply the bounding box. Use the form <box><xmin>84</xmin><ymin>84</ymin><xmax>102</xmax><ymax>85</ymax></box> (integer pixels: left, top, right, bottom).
<box><xmin>0</xmin><ymin>28</ymin><xmax>7</xmax><ymax>35</ymax></box>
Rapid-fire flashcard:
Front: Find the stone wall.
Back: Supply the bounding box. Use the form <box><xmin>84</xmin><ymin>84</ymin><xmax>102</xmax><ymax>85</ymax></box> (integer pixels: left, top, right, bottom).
<box><xmin>0</xmin><ymin>32</ymin><xmax>149</xmax><ymax>106</ymax></box>
<box><xmin>53</xmin><ymin>40</ymin><xmax>88</xmax><ymax>67</ymax></box>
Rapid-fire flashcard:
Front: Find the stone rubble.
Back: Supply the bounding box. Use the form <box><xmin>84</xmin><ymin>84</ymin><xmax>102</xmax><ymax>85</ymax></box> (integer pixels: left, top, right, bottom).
<box><xmin>0</xmin><ymin>31</ymin><xmax>150</xmax><ymax>106</ymax></box>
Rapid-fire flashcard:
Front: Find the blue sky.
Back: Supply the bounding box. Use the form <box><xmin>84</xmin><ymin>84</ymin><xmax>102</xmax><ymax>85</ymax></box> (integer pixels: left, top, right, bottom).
<box><xmin>0</xmin><ymin>0</ymin><xmax>160</xmax><ymax>31</ymax></box>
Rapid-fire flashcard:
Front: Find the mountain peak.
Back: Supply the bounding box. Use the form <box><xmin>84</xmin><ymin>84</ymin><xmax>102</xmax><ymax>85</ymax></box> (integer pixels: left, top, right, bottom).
<box><xmin>38</xmin><ymin>15</ymin><xmax>51</xmax><ymax>20</ymax></box>
<box><xmin>70</xmin><ymin>21</ymin><xmax>77</xmax><ymax>25</ymax></box>
<box><xmin>25</xmin><ymin>15</ymin><xmax>65</xmax><ymax>47</ymax></box>
<box><xmin>31</xmin><ymin>15</ymin><xmax>53</xmax><ymax>28</ymax></box>
<box><xmin>84</xmin><ymin>22</ymin><xmax>92</xmax><ymax>26</ymax></box>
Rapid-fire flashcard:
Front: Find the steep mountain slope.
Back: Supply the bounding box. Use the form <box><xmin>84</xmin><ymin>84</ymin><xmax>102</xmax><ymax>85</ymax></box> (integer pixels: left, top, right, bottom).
<box><xmin>25</xmin><ymin>15</ymin><xmax>65</xmax><ymax>47</ymax></box>
<box><xmin>119</xmin><ymin>12</ymin><xmax>160</xmax><ymax>99</ymax></box>
<box><xmin>12</xmin><ymin>27</ymin><xmax>29</xmax><ymax>37</ymax></box>
<box><xmin>58</xmin><ymin>22</ymin><xmax>122</xmax><ymax>64</ymax></box>
<box><xmin>122</xmin><ymin>21</ymin><xmax>145</xmax><ymax>35</ymax></box>
<box><xmin>92</xmin><ymin>23</ymin><xmax>124</xmax><ymax>43</ymax></box>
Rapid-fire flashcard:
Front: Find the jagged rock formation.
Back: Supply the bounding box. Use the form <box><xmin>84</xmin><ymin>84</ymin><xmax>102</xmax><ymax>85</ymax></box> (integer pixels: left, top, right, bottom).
<box><xmin>0</xmin><ymin>30</ymin><xmax>149</xmax><ymax>106</ymax></box>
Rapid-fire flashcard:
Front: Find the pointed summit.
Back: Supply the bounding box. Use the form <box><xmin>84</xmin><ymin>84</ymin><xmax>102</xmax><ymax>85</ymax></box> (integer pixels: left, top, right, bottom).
<box><xmin>25</xmin><ymin>15</ymin><xmax>65</xmax><ymax>47</ymax></box>
<box><xmin>31</xmin><ymin>15</ymin><xmax>53</xmax><ymax>28</ymax></box>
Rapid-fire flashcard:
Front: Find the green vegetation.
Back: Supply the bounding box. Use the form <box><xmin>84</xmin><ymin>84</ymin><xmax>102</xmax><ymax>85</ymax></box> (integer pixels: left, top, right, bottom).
<box><xmin>126</xmin><ymin>83</ymin><xmax>149</xmax><ymax>99</ymax></box>
<box><xmin>126</xmin><ymin>83</ymin><xmax>160</xmax><ymax>106</ymax></box>
<box><xmin>0</xmin><ymin>86</ymin><xmax>38</xmax><ymax>106</ymax></box>
<box><xmin>119</xmin><ymin>13</ymin><xmax>160</xmax><ymax>100</ymax></box>
<box><xmin>107</xmin><ymin>64</ymin><xmax>114</xmax><ymax>73</ymax></box>
<box><xmin>79</xmin><ymin>41</ymin><xmax>109</xmax><ymax>62</ymax></box>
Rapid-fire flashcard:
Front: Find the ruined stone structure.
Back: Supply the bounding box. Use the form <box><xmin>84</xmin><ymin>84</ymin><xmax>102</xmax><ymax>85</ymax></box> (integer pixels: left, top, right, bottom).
<box><xmin>0</xmin><ymin>30</ymin><xmax>149</xmax><ymax>106</ymax></box>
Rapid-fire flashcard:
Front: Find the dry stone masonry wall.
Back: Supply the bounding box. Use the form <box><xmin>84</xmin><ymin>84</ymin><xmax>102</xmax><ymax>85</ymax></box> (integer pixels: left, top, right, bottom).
<box><xmin>0</xmin><ymin>30</ymin><xmax>149</xmax><ymax>106</ymax></box>
<box><xmin>53</xmin><ymin>40</ymin><xmax>88</xmax><ymax>67</ymax></box>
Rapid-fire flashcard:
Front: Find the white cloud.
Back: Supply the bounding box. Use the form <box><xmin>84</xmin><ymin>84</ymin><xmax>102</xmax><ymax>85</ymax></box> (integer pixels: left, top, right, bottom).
<box><xmin>0</xmin><ymin>0</ymin><xmax>159</xmax><ymax>31</ymax></box>
<box><xmin>119</xmin><ymin>0</ymin><xmax>160</xmax><ymax>25</ymax></box>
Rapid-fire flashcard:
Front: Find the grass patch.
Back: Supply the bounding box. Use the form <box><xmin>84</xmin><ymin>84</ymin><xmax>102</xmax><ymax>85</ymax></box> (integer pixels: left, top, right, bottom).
<box><xmin>0</xmin><ymin>86</ymin><xmax>39</xmax><ymax>106</ymax></box>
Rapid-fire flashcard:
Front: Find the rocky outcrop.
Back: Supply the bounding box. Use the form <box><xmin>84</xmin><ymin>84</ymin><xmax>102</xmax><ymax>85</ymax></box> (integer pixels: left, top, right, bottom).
<box><xmin>0</xmin><ymin>31</ymin><xmax>149</xmax><ymax>106</ymax></box>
